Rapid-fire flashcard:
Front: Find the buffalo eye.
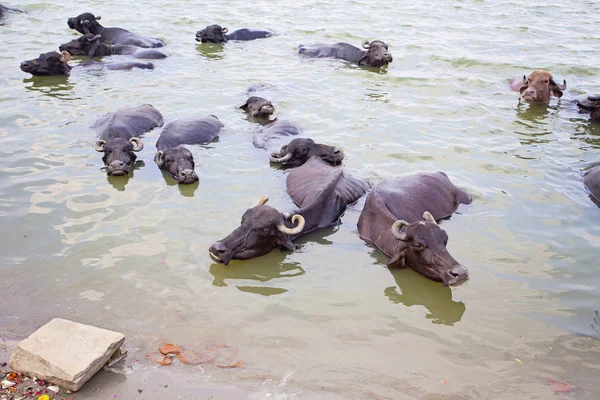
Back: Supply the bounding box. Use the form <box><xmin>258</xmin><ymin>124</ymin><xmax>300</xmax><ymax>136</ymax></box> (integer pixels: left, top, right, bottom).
<box><xmin>412</xmin><ymin>242</ymin><xmax>425</xmax><ymax>252</ymax></box>
<box><xmin>544</xmin><ymin>80</ymin><xmax>549</xmax><ymax>83</ymax></box>
<box><xmin>259</xmin><ymin>227</ymin><xmax>271</xmax><ymax>236</ymax></box>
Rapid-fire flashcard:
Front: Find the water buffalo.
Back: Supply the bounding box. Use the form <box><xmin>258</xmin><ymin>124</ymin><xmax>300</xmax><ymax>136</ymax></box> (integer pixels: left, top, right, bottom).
<box><xmin>270</xmin><ymin>138</ymin><xmax>344</xmax><ymax>167</ymax></box>
<box><xmin>357</xmin><ymin>172</ymin><xmax>472</xmax><ymax>286</ymax></box>
<box><xmin>240</xmin><ymin>96</ymin><xmax>274</xmax><ymax>119</ymax></box>
<box><xmin>298</xmin><ymin>40</ymin><xmax>393</xmax><ymax>68</ymax></box>
<box><xmin>195</xmin><ymin>24</ymin><xmax>272</xmax><ymax>43</ymax></box>
<box><xmin>584</xmin><ymin>166</ymin><xmax>600</xmax><ymax>202</ymax></box>
<box><xmin>209</xmin><ymin>157</ymin><xmax>369</xmax><ymax>264</ymax></box>
<box><xmin>59</xmin><ymin>34</ymin><xmax>167</xmax><ymax>60</ymax></box>
<box><xmin>154</xmin><ymin>115</ymin><xmax>223</xmax><ymax>184</ymax></box>
<box><xmin>67</xmin><ymin>13</ymin><xmax>164</xmax><ymax>48</ymax></box>
<box><xmin>576</xmin><ymin>95</ymin><xmax>600</xmax><ymax>122</ymax></box>
<box><xmin>92</xmin><ymin>104</ymin><xmax>164</xmax><ymax>176</ymax></box>
<box><xmin>252</xmin><ymin>119</ymin><xmax>302</xmax><ymax>150</ymax></box>
<box><xmin>509</xmin><ymin>70</ymin><xmax>566</xmax><ymax>103</ymax></box>
<box><xmin>0</xmin><ymin>4</ymin><xmax>24</xmax><ymax>18</ymax></box>
<box><xmin>20</xmin><ymin>51</ymin><xmax>154</xmax><ymax>76</ymax></box>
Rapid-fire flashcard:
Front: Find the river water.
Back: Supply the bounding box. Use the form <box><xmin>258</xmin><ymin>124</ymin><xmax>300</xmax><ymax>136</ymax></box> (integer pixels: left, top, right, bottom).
<box><xmin>1</xmin><ymin>0</ymin><xmax>599</xmax><ymax>398</ymax></box>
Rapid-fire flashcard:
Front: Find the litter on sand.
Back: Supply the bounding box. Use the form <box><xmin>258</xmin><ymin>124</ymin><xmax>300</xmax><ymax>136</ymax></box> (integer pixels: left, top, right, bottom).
<box><xmin>149</xmin><ymin>342</ymin><xmax>243</xmax><ymax>368</ymax></box>
<box><xmin>547</xmin><ymin>379</ymin><xmax>574</xmax><ymax>394</ymax></box>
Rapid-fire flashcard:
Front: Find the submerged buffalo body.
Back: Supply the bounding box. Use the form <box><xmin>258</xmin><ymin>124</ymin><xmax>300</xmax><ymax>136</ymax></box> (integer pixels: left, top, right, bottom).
<box><xmin>576</xmin><ymin>95</ymin><xmax>600</xmax><ymax>122</ymax></box>
<box><xmin>195</xmin><ymin>24</ymin><xmax>272</xmax><ymax>43</ymax></box>
<box><xmin>67</xmin><ymin>13</ymin><xmax>164</xmax><ymax>48</ymax></box>
<box><xmin>59</xmin><ymin>34</ymin><xmax>167</xmax><ymax>59</ymax></box>
<box><xmin>0</xmin><ymin>4</ymin><xmax>24</xmax><ymax>18</ymax></box>
<box><xmin>584</xmin><ymin>166</ymin><xmax>600</xmax><ymax>202</ymax></box>
<box><xmin>154</xmin><ymin>115</ymin><xmax>223</xmax><ymax>184</ymax></box>
<box><xmin>510</xmin><ymin>70</ymin><xmax>566</xmax><ymax>103</ymax></box>
<box><xmin>252</xmin><ymin>119</ymin><xmax>302</xmax><ymax>150</ymax></box>
<box><xmin>20</xmin><ymin>51</ymin><xmax>154</xmax><ymax>76</ymax></box>
<box><xmin>358</xmin><ymin>172</ymin><xmax>472</xmax><ymax>286</ymax></box>
<box><xmin>240</xmin><ymin>96</ymin><xmax>274</xmax><ymax>119</ymax></box>
<box><xmin>298</xmin><ymin>40</ymin><xmax>392</xmax><ymax>68</ymax></box>
<box><xmin>93</xmin><ymin>104</ymin><xmax>164</xmax><ymax>176</ymax></box>
<box><xmin>209</xmin><ymin>157</ymin><xmax>369</xmax><ymax>264</ymax></box>
<box><xmin>270</xmin><ymin>138</ymin><xmax>344</xmax><ymax>167</ymax></box>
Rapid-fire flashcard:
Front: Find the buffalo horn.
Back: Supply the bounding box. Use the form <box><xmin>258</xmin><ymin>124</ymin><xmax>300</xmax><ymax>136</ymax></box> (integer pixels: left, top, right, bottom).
<box><xmin>222</xmin><ymin>27</ymin><xmax>229</xmax><ymax>33</ymax></box>
<box><xmin>522</xmin><ymin>75</ymin><xmax>527</xmax><ymax>85</ymax></box>
<box><xmin>252</xmin><ymin>195</ymin><xmax>269</xmax><ymax>207</ymax></box>
<box><xmin>277</xmin><ymin>214</ymin><xmax>305</xmax><ymax>235</ymax></box>
<box><xmin>423</xmin><ymin>211</ymin><xmax>438</xmax><ymax>224</ymax></box>
<box><xmin>269</xmin><ymin>152</ymin><xmax>293</xmax><ymax>163</ymax></box>
<box><xmin>95</xmin><ymin>15</ymin><xmax>101</xmax><ymax>20</ymax></box>
<box><xmin>59</xmin><ymin>51</ymin><xmax>71</xmax><ymax>63</ymax></box>
<box><xmin>94</xmin><ymin>140</ymin><xmax>106</xmax><ymax>152</ymax></box>
<box><xmin>362</xmin><ymin>40</ymin><xmax>371</xmax><ymax>49</ymax></box>
<box><xmin>391</xmin><ymin>220</ymin><xmax>409</xmax><ymax>240</ymax></box>
<box><xmin>91</xmin><ymin>34</ymin><xmax>101</xmax><ymax>41</ymax></box>
<box><xmin>154</xmin><ymin>151</ymin><xmax>164</xmax><ymax>167</ymax></box>
<box><xmin>81</xmin><ymin>19</ymin><xmax>89</xmax><ymax>24</ymax></box>
<box><xmin>550</xmin><ymin>78</ymin><xmax>566</xmax><ymax>91</ymax></box>
<box><xmin>129</xmin><ymin>137</ymin><xmax>144</xmax><ymax>151</ymax></box>
<box><xmin>588</xmin><ymin>95</ymin><xmax>600</xmax><ymax>102</ymax></box>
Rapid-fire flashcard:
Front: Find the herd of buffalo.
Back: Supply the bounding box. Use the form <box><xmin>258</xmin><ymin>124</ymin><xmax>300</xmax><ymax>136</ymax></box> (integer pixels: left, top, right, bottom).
<box><xmin>4</xmin><ymin>7</ymin><xmax>600</xmax><ymax>288</ymax></box>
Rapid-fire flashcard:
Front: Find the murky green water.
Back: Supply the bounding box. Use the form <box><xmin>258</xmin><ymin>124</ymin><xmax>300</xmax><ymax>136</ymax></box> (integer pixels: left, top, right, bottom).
<box><xmin>1</xmin><ymin>0</ymin><xmax>599</xmax><ymax>398</ymax></box>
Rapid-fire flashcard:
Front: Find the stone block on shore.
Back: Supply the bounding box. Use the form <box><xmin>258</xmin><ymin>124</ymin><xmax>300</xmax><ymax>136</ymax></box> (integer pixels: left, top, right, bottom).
<box><xmin>8</xmin><ymin>318</ymin><xmax>125</xmax><ymax>392</ymax></box>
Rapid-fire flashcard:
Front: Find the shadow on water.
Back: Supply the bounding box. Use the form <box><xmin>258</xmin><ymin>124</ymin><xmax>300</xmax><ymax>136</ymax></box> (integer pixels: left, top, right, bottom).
<box><xmin>23</xmin><ymin>76</ymin><xmax>75</xmax><ymax>99</ymax></box>
<box><xmin>571</xmin><ymin>118</ymin><xmax>600</xmax><ymax>149</ymax></box>
<box><xmin>195</xmin><ymin>43</ymin><xmax>224</xmax><ymax>60</ymax></box>
<box><xmin>105</xmin><ymin>160</ymin><xmax>145</xmax><ymax>191</ymax></box>
<box><xmin>159</xmin><ymin>169</ymin><xmax>199</xmax><ymax>197</ymax></box>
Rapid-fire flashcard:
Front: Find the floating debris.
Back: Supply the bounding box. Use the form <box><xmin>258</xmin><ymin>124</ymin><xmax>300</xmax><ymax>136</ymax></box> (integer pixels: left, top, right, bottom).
<box><xmin>514</xmin><ymin>358</ymin><xmax>524</xmax><ymax>365</ymax></box>
<box><xmin>547</xmin><ymin>379</ymin><xmax>574</xmax><ymax>394</ymax></box>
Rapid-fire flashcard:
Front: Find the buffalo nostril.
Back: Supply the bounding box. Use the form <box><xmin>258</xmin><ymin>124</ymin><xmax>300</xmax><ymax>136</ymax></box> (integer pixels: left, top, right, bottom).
<box><xmin>449</xmin><ymin>265</ymin><xmax>469</xmax><ymax>281</ymax></box>
<box><xmin>212</xmin><ymin>242</ymin><xmax>227</xmax><ymax>254</ymax></box>
<box><xmin>333</xmin><ymin>149</ymin><xmax>341</xmax><ymax>155</ymax></box>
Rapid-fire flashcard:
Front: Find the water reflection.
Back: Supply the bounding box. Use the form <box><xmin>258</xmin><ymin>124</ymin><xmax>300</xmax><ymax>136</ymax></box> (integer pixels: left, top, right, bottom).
<box><xmin>23</xmin><ymin>76</ymin><xmax>75</xmax><ymax>100</ymax></box>
<box><xmin>196</xmin><ymin>43</ymin><xmax>224</xmax><ymax>60</ymax></box>
<box><xmin>571</xmin><ymin>118</ymin><xmax>600</xmax><ymax>149</ymax></box>
<box><xmin>105</xmin><ymin>160</ymin><xmax>145</xmax><ymax>191</ymax></box>
<box><xmin>515</xmin><ymin>100</ymin><xmax>554</xmax><ymax>123</ymax></box>
<box><xmin>384</xmin><ymin>266</ymin><xmax>466</xmax><ymax>326</ymax></box>
<box><xmin>158</xmin><ymin>169</ymin><xmax>200</xmax><ymax>197</ymax></box>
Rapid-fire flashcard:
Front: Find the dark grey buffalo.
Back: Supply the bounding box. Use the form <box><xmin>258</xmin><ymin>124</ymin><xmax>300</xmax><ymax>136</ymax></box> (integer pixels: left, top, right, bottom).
<box><xmin>358</xmin><ymin>172</ymin><xmax>472</xmax><ymax>286</ymax></box>
<box><xmin>270</xmin><ymin>138</ymin><xmax>344</xmax><ymax>167</ymax></box>
<box><xmin>20</xmin><ymin>51</ymin><xmax>154</xmax><ymax>76</ymax></box>
<box><xmin>93</xmin><ymin>104</ymin><xmax>164</xmax><ymax>176</ymax></box>
<box><xmin>240</xmin><ymin>96</ymin><xmax>274</xmax><ymax>119</ymax></box>
<box><xmin>154</xmin><ymin>115</ymin><xmax>223</xmax><ymax>184</ymax></box>
<box><xmin>209</xmin><ymin>157</ymin><xmax>369</xmax><ymax>264</ymax></box>
<box><xmin>0</xmin><ymin>4</ymin><xmax>24</xmax><ymax>18</ymax></box>
<box><xmin>67</xmin><ymin>13</ymin><xmax>164</xmax><ymax>48</ymax></box>
<box><xmin>59</xmin><ymin>34</ymin><xmax>167</xmax><ymax>60</ymax></box>
<box><xmin>584</xmin><ymin>167</ymin><xmax>600</xmax><ymax>202</ymax></box>
<box><xmin>576</xmin><ymin>95</ymin><xmax>600</xmax><ymax>122</ymax></box>
<box><xmin>195</xmin><ymin>24</ymin><xmax>272</xmax><ymax>44</ymax></box>
<box><xmin>298</xmin><ymin>40</ymin><xmax>393</xmax><ymax>68</ymax></box>
<box><xmin>252</xmin><ymin>119</ymin><xmax>302</xmax><ymax>150</ymax></box>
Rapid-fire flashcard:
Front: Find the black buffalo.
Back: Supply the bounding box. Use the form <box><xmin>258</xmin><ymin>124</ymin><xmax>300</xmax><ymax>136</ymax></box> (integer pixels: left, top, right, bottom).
<box><xmin>0</xmin><ymin>4</ymin><xmax>24</xmax><ymax>18</ymax></box>
<box><xmin>584</xmin><ymin>166</ymin><xmax>600</xmax><ymax>203</ymax></box>
<box><xmin>209</xmin><ymin>157</ymin><xmax>369</xmax><ymax>264</ymax></box>
<box><xmin>92</xmin><ymin>104</ymin><xmax>164</xmax><ymax>176</ymax></box>
<box><xmin>576</xmin><ymin>95</ymin><xmax>600</xmax><ymax>122</ymax></box>
<box><xmin>298</xmin><ymin>40</ymin><xmax>393</xmax><ymax>68</ymax></box>
<box><xmin>358</xmin><ymin>172</ymin><xmax>471</xmax><ymax>286</ymax></box>
<box><xmin>240</xmin><ymin>96</ymin><xmax>274</xmax><ymax>119</ymax></box>
<box><xmin>154</xmin><ymin>115</ymin><xmax>223</xmax><ymax>184</ymax></box>
<box><xmin>67</xmin><ymin>13</ymin><xmax>164</xmax><ymax>48</ymax></box>
<box><xmin>195</xmin><ymin>24</ymin><xmax>272</xmax><ymax>43</ymax></box>
<box><xmin>269</xmin><ymin>138</ymin><xmax>344</xmax><ymax>167</ymax></box>
<box><xmin>252</xmin><ymin>119</ymin><xmax>302</xmax><ymax>150</ymax></box>
<box><xmin>20</xmin><ymin>51</ymin><xmax>154</xmax><ymax>76</ymax></box>
<box><xmin>59</xmin><ymin>34</ymin><xmax>167</xmax><ymax>59</ymax></box>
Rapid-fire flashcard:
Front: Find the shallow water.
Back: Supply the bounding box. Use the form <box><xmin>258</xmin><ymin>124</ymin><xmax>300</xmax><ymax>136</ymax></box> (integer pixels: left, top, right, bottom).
<box><xmin>1</xmin><ymin>0</ymin><xmax>600</xmax><ymax>398</ymax></box>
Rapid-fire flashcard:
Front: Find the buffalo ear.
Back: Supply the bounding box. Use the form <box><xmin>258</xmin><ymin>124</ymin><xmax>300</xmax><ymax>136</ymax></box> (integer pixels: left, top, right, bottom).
<box><xmin>519</xmin><ymin>85</ymin><xmax>528</xmax><ymax>95</ymax></box>
<box><xmin>550</xmin><ymin>88</ymin><xmax>563</xmax><ymax>98</ymax></box>
<box><xmin>387</xmin><ymin>248</ymin><xmax>407</xmax><ymax>269</ymax></box>
<box><xmin>239</xmin><ymin>101</ymin><xmax>249</xmax><ymax>110</ymax></box>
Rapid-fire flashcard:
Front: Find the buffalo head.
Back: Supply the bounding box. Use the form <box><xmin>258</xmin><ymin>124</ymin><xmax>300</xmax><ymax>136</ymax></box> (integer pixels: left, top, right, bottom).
<box><xmin>576</xmin><ymin>95</ymin><xmax>600</xmax><ymax>122</ymax></box>
<box><xmin>195</xmin><ymin>24</ymin><xmax>229</xmax><ymax>43</ymax></box>
<box><xmin>389</xmin><ymin>211</ymin><xmax>468</xmax><ymax>287</ymax></box>
<box><xmin>270</xmin><ymin>138</ymin><xmax>344</xmax><ymax>167</ymax></box>
<box><xmin>59</xmin><ymin>33</ymin><xmax>102</xmax><ymax>57</ymax></box>
<box><xmin>67</xmin><ymin>12</ymin><xmax>101</xmax><ymax>34</ymax></box>
<box><xmin>360</xmin><ymin>40</ymin><xmax>393</xmax><ymax>67</ymax></box>
<box><xmin>20</xmin><ymin>51</ymin><xmax>72</xmax><ymax>76</ymax></box>
<box><xmin>95</xmin><ymin>137</ymin><xmax>143</xmax><ymax>176</ymax></box>
<box><xmin>154</xmin><ymin>146</ymin><xmax>199</xmax><ymax>184</ymax></box>
<box><xmin>518</xmin><ymin>70</ymin><xmax>566</xmax><ymax>103</ymax></box>
<box><xmin>240</xmin><ymin>96</ymin><xmax>275</xmax><ymax>118</ymax></box>
<box><xmin>209</xmin><ymin>196</ymin><xmax>305</xmax><ymax>265</ymax></box>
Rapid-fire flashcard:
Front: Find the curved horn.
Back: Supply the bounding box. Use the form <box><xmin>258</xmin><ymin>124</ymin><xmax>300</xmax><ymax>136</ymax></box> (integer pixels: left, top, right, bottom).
<box><xmin>277</xmin><ymin>214</ymin><xmax>305</xmax><ymax>235</ymax></box>
<box><xmin>222</xmin><ymin>27</ymin><xmax>229</xmax><ymax>33</ymax></box>
<box><xmin>422</xmin><ymin>211</ymin><xmax>438</xmax><ymax>225</ymax></box>
<box><xmin>91</xmin><ymin>34</ymin><xmax>101</xmax><ymax>41</ymax></box>
<box><xmin>94</xmin><ymin>140</ymin><xmax>106</xmax><ymax>152</ymax></box>
<box><xmin>95</xmin><ymin>15</ymin><xmax>101</xmax><ymax>20</ymax></box>
<box><xmin>154</xmin><ymin>151</ymin><xmax>164</xmax><ymax>167</ymax></box>
<box><xmin>551</xmin><ymin>78</ymin><xmax>566</xmax><ymax>91</ymax></box>
<box><xmin>391</xmin><ymin>220</ymin><xmax>409</xmax><ymax>240</ymax></box>
<box><xmin>362</xmin><ymin>40</ymin><xmax>371</xmax><ymax>49</ymax></box>
<box><xmin>59</xmin><ymin>51</ymin><xmax>71</xmax><ymax>63</ymax></box>
<box><xmin>252</xmin><ymin>195</ymin><xmax>269</xmax><ymax>207</ymax></box>
<box><xmin>129</xmin><ymin>137</ymin><xmax>144</xmax><ymax>152</ymax></box>
<box><xmin>269</xmin><ymin>152</ymin><xmax>293</xmax><ymax>163</ymax></box>
<box><xmin>588</xmin><ymin>95</ymin><xmax>600</xmax><ymax>102</ymax></box>
<box><xmin>81</xmin><ymin>19</ymin><xmax>90</xmax><ymax>24</ymax></box>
